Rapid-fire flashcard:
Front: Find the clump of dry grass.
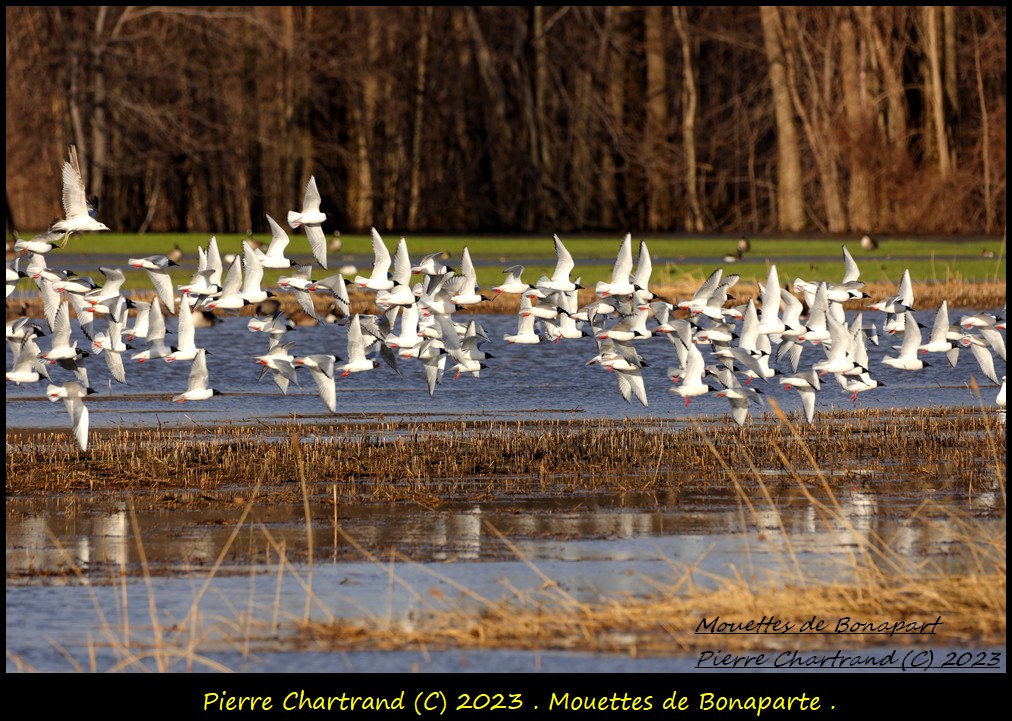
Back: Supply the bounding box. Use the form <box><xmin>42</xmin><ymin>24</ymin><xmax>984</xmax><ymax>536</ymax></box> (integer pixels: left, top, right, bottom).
<box><xmin>306</xmin><ymin>565</ymin><xmax>1005</xmax><ymax>656</ymax></box>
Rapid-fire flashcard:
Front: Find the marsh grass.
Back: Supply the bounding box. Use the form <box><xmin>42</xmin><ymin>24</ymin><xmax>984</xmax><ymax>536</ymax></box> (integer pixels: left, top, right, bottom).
<box><xmin>300</xmin><ymin>538</ymin><xmax>1004</xmax><ymax>657</ymax></box>
<box><xmin>6</xmin><ymin>408</ymin><xmax>1005</xmax><ymax>502</ymax></box>
<box><xmin>5</xmin><ymin>406</ymin><xmax>1005</xmax><ymax>670</ymax></box>
<box><xmin>300</xmin><ymin>403</ymin><xmax>1005</xmax><ymax>657</ymax></box>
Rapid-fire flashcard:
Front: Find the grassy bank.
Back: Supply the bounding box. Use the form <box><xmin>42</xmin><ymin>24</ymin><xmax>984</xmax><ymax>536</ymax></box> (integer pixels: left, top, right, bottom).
<box><xmin>6</xmin><ymin>233</ymin><xmax>1006</xmax><ymax>302</ymax></box>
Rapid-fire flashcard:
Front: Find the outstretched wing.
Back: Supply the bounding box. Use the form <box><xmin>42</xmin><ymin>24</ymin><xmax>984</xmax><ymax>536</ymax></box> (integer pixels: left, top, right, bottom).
<box><xmin>62</xmin><ymin>145</ymin><xmax>89</xmax><ymax>219</ymax></box>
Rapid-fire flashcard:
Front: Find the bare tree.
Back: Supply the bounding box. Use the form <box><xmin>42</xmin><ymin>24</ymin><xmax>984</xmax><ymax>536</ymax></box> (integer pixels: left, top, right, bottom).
<box><xmin>672</xmin><ymin>6</ymin><xmax>703</xmax><ymax>232</ymax></box>
<box><xmin>642</xmin><ymin>6</ymin><xmax>671</xmax><ymax>230</ymax></box>
<box><xmin>759</xmin><ymin>6</ymin><xmax>806</xmax><ymax>232</ymax></box>
<box><xmin>4</xmin><ymin>6</ymin><xmax>1005</xmax><ymax>237</ymax></box>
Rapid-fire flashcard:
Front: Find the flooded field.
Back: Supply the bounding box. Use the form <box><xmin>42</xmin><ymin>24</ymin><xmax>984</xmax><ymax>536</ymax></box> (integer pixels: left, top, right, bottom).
<box><xmin>5</xmin><ymin>307</ymin><xmax>1007</xmax><ymax>674</ymax></box>
<box><xmin>5</xmin><ymin>410</ymin><xmax>1006</xmax><ymax>674</ymax></box>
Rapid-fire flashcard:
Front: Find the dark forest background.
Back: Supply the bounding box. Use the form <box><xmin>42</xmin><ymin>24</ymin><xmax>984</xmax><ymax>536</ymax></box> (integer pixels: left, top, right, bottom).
<box><xmin>5</xmin><ymin>6</ymin><xmax>1006</xmax><ymax>238</ymax></box>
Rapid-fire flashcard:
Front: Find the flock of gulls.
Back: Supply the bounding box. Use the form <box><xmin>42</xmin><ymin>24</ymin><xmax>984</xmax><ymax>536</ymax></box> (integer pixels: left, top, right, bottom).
<box><xmin>5</xmin><ymin>146</ymin><xmax>1008</xmax><ymax>451</ymax></box>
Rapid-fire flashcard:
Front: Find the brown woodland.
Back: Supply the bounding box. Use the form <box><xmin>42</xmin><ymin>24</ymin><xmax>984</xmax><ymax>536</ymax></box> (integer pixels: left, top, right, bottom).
<box><xmin>4</xmin><ymin>6</ymin><xmax>1006</xmax><ymax>237</ymax></box>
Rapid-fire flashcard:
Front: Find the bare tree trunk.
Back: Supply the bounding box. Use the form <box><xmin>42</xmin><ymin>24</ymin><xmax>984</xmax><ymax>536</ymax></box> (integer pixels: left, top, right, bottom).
<box><xmin>672</xmin><ymin>6</ymin><xmax>703</xmax><ymax>232</ymax></box>
<box><xmin>234</xmin><ymin>15</ymin><xmax>258</xmax><ymax>232</ymax></box>
<box><xmin>571</xmin><ymin>56</ymin><xmax>593</xmax><ymax>229</ymax></box>
<box><xmin>408</xmin><ymin>7</ymin><xmax>433</xmax><ymax>229</ymax></box>
<box><xmin>381</xmin><ymin>20</ymin><xmax>403</xmax><ymax>231</ymax></box>
<box><xmin>137</xmin><ymin>161</ymin><xmax>160</xmax><ymax>234</ymax></box>
<box><xmin>861</xmin><ymin>7</ymin><xmax>911</xmax><ymax>230</ymax></box>
<box><xmin>6</xmin><ymin>192</ymin><xmax>17</xmax><ymax>236</ymax></box>
<box><xmin>759</xmin><ymin>6</ymin><xmax>806</xmax><ymax>232</ymax></box>
<box><xmin>89</xmin><ymin>7</ymin><xmax>108</xmax><ymax>208</ymax></box>
<box><xmin>943</xmin><ymin>6</ymin><xmax>958</xmax><ymax>121</ymax></box>
<box><xmin>863</xmin><ymin>8</ymin><xmax>909</xmax><ymax>150</ymax></box>
<box><xmin>450</xmin><ymin>9</ymin><xmax>476</xmax><ymax>223</ymax></box>
<box><xmin>599</xmin><ymin>6</ymin><xmax>628</xmax><ymax>230</ymax></box>
<box><xmin>643</xmin><ymin>6</ymin><xmax>670</xmax><ymax>231</ymax></box>
<box><xmin>3</xmin><ymin>6</ymin><xmax>1004</xmax><ymax>237</ymax></box>
<box><xmin>531</xmin><ymin>6</ymin><xmax>552</xmax><ymax>229</ymax></box>
<box><xmin>292</xmin><ymin>7</ymin><xmax>316</xmax><ymax>211</ymax></box>
<box><xmin>973</xmin><ymin>29</ymin><xmax>992</xmax><ymax>230</ymax></box>
<box><xmin>922</xmin><ymin>6</ymin><xmax>952</xmax><ymax>174</ymax></box>
<box><xmin>465</xmin><ymin>7</ymin><xmax>516</xmax><ymax>227</ymax></box>
<box><xmin>778</xmin><ymin>9</ymin><xmax>846</xmax><ymax>233</ymax></box>
<box><xmin>349</xmin><ymin>10</ymin><xmax>378</xmax><ymax>230</ymax></box>
<box><xmin>53</xmin><ymin>10</ymin><xmax>89</xmax><ymax>194</ymax></box>
<box><xmin>280</xmin><ymin>7</ymin><xmax>299</xmax><ymax>210</ymax></box>
<box><xmin>838</xmin><ymin>8</ymin><xmax>874</xmax><ymax>233</ymax></box>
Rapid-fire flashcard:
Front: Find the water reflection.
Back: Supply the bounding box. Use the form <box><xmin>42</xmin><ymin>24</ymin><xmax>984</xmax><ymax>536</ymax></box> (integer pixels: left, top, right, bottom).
<box><xmin>6</xmin><ymin>478</ymin><xmax>1003</xmax><ymax>673</ymax></box>
<box><xmin>7</xmin><ymin>482</ymin><xmax>996</xmax><ymax>582</ymax></box>
<box><xmin>9</xmin><ymin>504</ymin><xmax>130</xmax><ymax>576</ymax></box>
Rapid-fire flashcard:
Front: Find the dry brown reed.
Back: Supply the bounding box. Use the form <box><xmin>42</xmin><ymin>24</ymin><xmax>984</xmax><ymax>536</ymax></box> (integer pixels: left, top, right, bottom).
<box><xmin>296</xmin><ymin>408</ymin><xmax>1005</xmax><ymax>657</ymax></box>
<box><xmin>5</xmin><ymin>409</ymin><xmax>1006</xmax><ymax>504</ymax></box>
<box><xmin>306</xmin><ymin>566</ymin><xmax>1005</xmax><ymax>655</ymax></box>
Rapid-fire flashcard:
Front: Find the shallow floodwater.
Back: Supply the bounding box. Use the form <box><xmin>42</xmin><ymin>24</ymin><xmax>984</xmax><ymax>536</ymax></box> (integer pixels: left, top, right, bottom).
<box><xmin>5</xmin><ymin>310</ymin><xmax>1007</xmax><ymax>673</ymax></box>
<box><xmin>6</xmin><ymin>478</ymin><xmax>1005</xmax><ymax>673</ymax></box>
<box><xmin>4</xmin><ymin>310</ymin><xmax>1007</xmax><ymax>431</ymax></box>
